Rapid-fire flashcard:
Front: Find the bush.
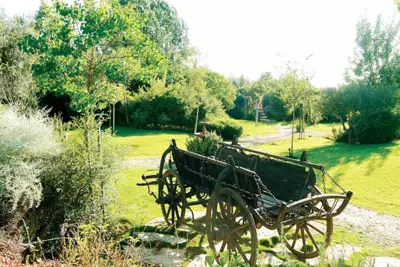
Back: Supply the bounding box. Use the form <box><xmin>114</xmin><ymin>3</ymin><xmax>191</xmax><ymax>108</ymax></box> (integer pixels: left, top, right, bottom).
<box><xmin>334</xmin><ymin>111</ymin><xmax>400</xmax><ymax>144</ymax></box>
<box><xmin>0</xmin><ymin>105</ymin><xmax>60</xmax><ymax>229</ymax></box>
<box><xmin>128</xmin><ymin>90</ymin><xmax>205</xmax><ymax>132</ymax></box>
<box><xmin>353</xmin><ymin>111</ymin><xmax>400</xmax><ymax>144</ymax></box>
<box><xmin>206</xmin><ymin>119</ymin><xmax>243</xmax><ymax>140</ymax></box>
<box><xmin>26</xmin><ymin>114</ymin><xmax>117</xmax><ymax>242</ymax></box>
<box><xmin>186</xmin><ymin>131</ymin><xmax>222</xmax><ymax>156</ymax></box>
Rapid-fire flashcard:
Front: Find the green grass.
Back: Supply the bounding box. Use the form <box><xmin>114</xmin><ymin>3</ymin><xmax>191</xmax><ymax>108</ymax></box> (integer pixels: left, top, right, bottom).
<box><xmin>111</xmin><ymin>167</ymin><xmax>160</xmax><ymax>225</ymax></box>
<box><xmin>306</xmin><ymin>123</ymin><xmax>336</xmax><ymax>133</ymax></box>
<box><xmin>111</xmin><ymin>126</ymin><xmax>189</xmax><ymax>159</ymax></box>
<box><xmin>234</xmin><ymin>119</ymin><xmax>277</xmax><ymax>136</ymax></box>
<box><xmin>110</xmin><ymin>120</ymin><xmax>277</xmax><ymax>160</ymax></box>
<box><xmin>252</xmin><ymin>137</ymin><xmax>400</xmax><ymax>216</ymax></box>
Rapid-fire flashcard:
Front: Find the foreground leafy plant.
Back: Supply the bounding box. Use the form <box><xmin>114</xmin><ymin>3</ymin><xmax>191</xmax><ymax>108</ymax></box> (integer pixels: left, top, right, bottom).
<box><xmin>186</xmin><ymin>131</ymin><xmax>222</xmax><ymax>156</ymax></box>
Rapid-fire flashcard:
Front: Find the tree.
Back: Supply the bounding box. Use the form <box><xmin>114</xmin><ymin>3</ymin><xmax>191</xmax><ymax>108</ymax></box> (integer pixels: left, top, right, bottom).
<box><xmin>228</xmin><ymin>75</ymin><xmax>252</xmax><ymax>119</ymax></box>
<box><xmin>127</xmin><ymin>0</ymin><xmax>191</xmax><ymax>85</ymax></box>
<box><xmin>0</xmin><ymin>12</ymin><xmax>36</xmax><ymax>106</ymax></box>
<box><xmin>22</xmin><ymin>0</ymin><xmax>164</xmax><ymax>121</ymax></box>
<box><xmin>248</xmin><ymin>72</ymin><xmax>276</xmax><ymax>124</ymax></box>
<box><xmin>205</xmin><ymin>70</ymin><xmax>236</xmax><ymax>110</ymax></box>
<box><xmin>279</xmin><ymin>64</ymin><xmax>312</xmax><ymax>156</ymax></box>
<box><xmin>338</xmin><ymin>15</ymin><xmax>400</xmax><ymax>143</ymax></box>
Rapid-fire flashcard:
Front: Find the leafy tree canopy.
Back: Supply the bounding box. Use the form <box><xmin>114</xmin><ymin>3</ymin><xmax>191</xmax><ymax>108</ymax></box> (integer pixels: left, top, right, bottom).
<box><xmin>22</xmin><ymin>0</ymin><xmax>164</xmax><ymax>112</ymax></box>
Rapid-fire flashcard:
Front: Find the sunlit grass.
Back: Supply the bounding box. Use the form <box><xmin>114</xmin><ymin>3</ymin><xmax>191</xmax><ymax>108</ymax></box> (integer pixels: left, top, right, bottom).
<box><xmin>111</xmin><ymin>167</ymin><xmax>160</xmax><ymax>225</ymax></box>
<box><xmin>234</xmin><ymin>119</ymin><xmax>277</xmax><ymax>136</ymax></box>
<box><xmin>252</xmin><ymin>137</ymin><xmax>400</xmax><ymax>216</ymax></box>
<box><xmin>111</xmin><ymin>126</ymin><xmax>189</xmax><ymax>159</ymax></box>
<box><xmin>306</xmin><ymin>123</ymin><xmax>336</xmax><ymax>133</ymax></box>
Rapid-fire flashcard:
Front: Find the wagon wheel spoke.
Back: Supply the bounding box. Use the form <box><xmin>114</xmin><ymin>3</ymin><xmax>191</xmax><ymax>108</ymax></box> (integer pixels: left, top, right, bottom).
<box><xmin>304</xmin><ymin>224</ymin><xmax>319</xmax><ymax>251</ymax></box>
<box><xmin>278</xmin><ymin>217</ymin><xmax>333</xmax><ymax>259</ymax></box>
<box><xmin>231</xmin><ymin>238</ymin><xmax>250</xmax><ymax>264</ymax></box>
<box><xmin>235</xmin><ymin>233</ymin><xmax>252</xmax><ymax>247</ymax></box>
<box><xmin>231</xmin><ymin>206</ymin><xmax>241</xmax><ymax>220</ymax></box>
<box><xmin>171</xmin><ymin>204</ymin><xmax>175</xmax><ymax>224</ymax></box>
<box><xmin>166</xmin><ymin>205</ymin><xmax>172</xmax><ymax>219</ymax></box>
<box><xmin>159</xmin><ymin>171</ymin><xmax>186</xmax><ymax>227</ymax></box>
<box><xmin>175</xmin><ymin>205</ymin><xmax>180</xmax><ymax>221</ymax></box>
<box><xmin>301</xmin><ymin>227</ymin><xmax>306</xmax><ymax>251</ymax></box>
<box><xmin>226</xmin><ymin>194</ymin><xmax>233</xmax><ymax>221</ymax></box>
<box><xmin>306</xmin><ymin>222</ymin><xmax>324</xmax><ymax>235</ymax></box>
<box><xmin>292</xmin><ymin>225</ymin><xmax>299</xmax><ymax>248</ymax></box>
<box><xmin>219</xmin><ymin>201</ymin><xmax>229</xmax><ymax>221</ymax></box>
<box><xmin>232</xmin><ymin>223</ymin><xmax>249</xmax><ymax>234</ymax></box>
<box><xmin>219</xmin><ymin>240</ymin><xmax>227</xmax><ymax>253</ymax></box>
<box><xmin>207</xmin><ymin>188</ymin><xmax>258</xmax><ymax>266</ymax></box>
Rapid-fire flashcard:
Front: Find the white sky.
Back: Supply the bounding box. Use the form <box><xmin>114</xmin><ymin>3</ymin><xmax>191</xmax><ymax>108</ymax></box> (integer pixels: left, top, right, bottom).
<box><xmin>1</xmin><ymin>0</ymin><xmax>399</xmax><ymax>87</ymax></box>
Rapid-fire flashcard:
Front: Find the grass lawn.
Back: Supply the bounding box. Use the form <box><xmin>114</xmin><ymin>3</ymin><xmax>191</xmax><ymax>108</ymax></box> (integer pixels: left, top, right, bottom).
<box><xmin>109</xmin><ymin>120</ymin><xmax>277</xmax><ymax>160</ymax></box>
<box><xmin>111</xmin><ymin>167</ymin><xmax>160</xmax><ymax>225</ymax></box>
<box><xmin>111</xmin><ymin>126</ymin><xmax>190</xmax><ymax>159</ymax></box>
<box><xmin>306</xmin><ymin>123</ymin><xmax>336</xmax><ymax>133</ymax></box>
<box><xmin>234</xmin><ymin>119</ymin><xmax>277</xmax><ymax>136</ymax></box>
<box><xmin>252</xmin><ymin>137</ymin><xmax>400</xmax><ymax>216</ymax></box>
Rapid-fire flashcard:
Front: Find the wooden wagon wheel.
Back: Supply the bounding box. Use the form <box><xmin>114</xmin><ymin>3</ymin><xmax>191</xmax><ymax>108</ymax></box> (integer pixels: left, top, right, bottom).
<box><xmin>196</xmin><ymin>190</ymin><xmax>210</xmax><ymax>207</ymax></box>
<box><xmin>206</xmin><ymin>187</ymin><xmax>258</xmax><ymax>266</ymax></box>
<box><xmin>278</xmin><ymin>187</ymin><xmax>333</xmax><ymax>259</ymax></box>
<box><xmin>278</xmin><ymin>216</ymin><xmax>333</xmax><ymax>259</ymax></box>
<box><xmin>158</xmin><ymin>169</ymin><xmax>186</xmax><ymax>226</ymax></box>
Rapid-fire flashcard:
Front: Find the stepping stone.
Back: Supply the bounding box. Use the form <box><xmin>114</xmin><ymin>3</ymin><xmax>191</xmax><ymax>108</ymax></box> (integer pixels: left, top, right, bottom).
<box><xmin>365</xmin><ymin>257</ymin><xmax>400</xmax><ymax>267</ymax></box>
<box><xmin>127</xmin><ymin>247</ymin><xmax>185</xmax><ymax>267</ymax></box>
<box><xmin>133</xmin><ymin>232</ymin><xmax>188</xmax><ymax>248</ymax></box>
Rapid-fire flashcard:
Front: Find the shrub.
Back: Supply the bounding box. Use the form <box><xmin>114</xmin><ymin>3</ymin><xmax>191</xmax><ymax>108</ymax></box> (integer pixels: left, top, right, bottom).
<box><xmin>128</xmin><ymin>91</ymin><xmax>203</xmax><ymax>132</ymax></box>
<box><xmin>26</xmin><ymin>114</ymin><xmax>117</xmax><ymax>242</ymax></box>
<box><xmin>206</xmin><ymin>119</ymin><xmax>243</xmax><ymax>140</ymax></box>
<box><xmin>186</xmin><ymin>131</ymin><xmax>222</xmax><ymax>156</ymax></box>
<box><xmin>58</xmin><ymin>223</ymin><xmax>137</xmax><ymax>266</ymax></box>
<box><xmin>0</xmin><ymin>105</ymin><xmax>60</xmax><ymax>229</ymax></box>
<box><xmin>353</xmin><ymin>111</ymin><xmax>400</xmax><ymax>144</ymax></box>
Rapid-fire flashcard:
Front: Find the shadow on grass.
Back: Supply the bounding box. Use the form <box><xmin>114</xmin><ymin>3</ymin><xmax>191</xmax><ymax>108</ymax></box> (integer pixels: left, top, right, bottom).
<box><xmin>114</xmin><ymin>126</ymin><xmax>189</xmax><ymax>138</ymax></box>
<box><xmin>300</xmin><ymin>141</ymin><xmax>397</xmax><ymax>184</ymax></box>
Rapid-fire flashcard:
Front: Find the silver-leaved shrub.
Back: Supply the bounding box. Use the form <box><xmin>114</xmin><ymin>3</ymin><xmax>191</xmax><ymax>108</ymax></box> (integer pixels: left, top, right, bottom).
<box><xmin>0</xmin><ymin>105</ymin><xmax>60</xmax><ymax>228</ymax></box>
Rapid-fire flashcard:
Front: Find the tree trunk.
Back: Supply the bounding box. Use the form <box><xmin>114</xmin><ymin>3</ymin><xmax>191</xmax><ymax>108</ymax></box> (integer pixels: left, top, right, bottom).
<box><xmin>112</xmin><ymin>103</ymin><xmax>116</xmax><ymax>134</ymax></box>
<box><xmin>123</xmin><ymin>88</ymin><xmax>129</xmax><ymax>125</ymax></box>
<box><xmin>290</xmin><ymin>109</ymin><xmax>295</xmax><ymax>157</ymax></box>
<box><xmin>97</xmin><ymin>126</ymin><xmax>105</xmax><ymax>225</ymax></box>
<box><xmin>301</xmin><ymin>111</ymin><xmax>306</xmax><ymax>139</ymax></box>
<box><xmin>255</xmin><ymin>99</ymin><xmax>259</xmax><ymax>125</ymax></box>
<box><xmin>194</xmin><ymin>105</ymin><xmax>200</xmax><ymax>134</ymax></box>
<box><xmin>84</xmin><ymin>117</ymin><xmax>94</xmax><ymax>219</ymax></box>
<box><xmin>109</xmin><ymin>104</ymin><xmax>112</xmax><ymax>128</ymax></box>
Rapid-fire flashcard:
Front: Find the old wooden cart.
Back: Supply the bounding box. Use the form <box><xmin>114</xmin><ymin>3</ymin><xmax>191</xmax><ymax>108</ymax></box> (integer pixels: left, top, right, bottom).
<box><xmin>139</xmin><ymin>140</ymin><xmax>352</xmax><ymax>265</ymax></box>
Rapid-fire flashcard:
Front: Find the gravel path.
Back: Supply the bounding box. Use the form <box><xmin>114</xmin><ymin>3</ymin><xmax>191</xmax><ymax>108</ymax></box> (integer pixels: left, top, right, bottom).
<box><xmin>239</xmin><ymin>125</ymin><xmax>329</xmax><ymax>147</ymax></box>
<box><xmin>336</xmin><ymin>204</ymin><xmax>400</xmax><ymax>246</ymax></box>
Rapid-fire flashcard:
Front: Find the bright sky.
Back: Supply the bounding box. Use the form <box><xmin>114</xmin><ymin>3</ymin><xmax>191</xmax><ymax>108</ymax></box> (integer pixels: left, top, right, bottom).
<box><xmin>1</xmin><ymin>0</ymin><xmax>399</xmax><ymax>87</ymax></box>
